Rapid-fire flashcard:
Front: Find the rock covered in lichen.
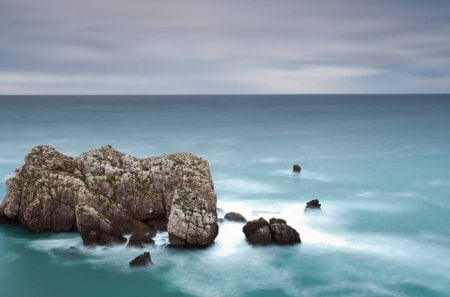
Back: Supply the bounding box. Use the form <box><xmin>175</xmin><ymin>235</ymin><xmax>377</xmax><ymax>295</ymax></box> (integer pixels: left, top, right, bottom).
<box><xmin>0</xmin><ymin>145</ymin><xmax>219</xmax><ymax>247</ymax></box>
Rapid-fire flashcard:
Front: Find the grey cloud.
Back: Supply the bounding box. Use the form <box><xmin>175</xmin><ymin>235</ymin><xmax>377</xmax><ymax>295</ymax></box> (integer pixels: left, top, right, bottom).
<box><xmin>0</xmin><ymin>0</ymin><xmax>449</xmax><ymax>94</ymax></box>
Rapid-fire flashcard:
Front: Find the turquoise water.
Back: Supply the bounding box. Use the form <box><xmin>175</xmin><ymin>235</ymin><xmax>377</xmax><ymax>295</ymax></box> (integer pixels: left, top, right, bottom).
<box><xmin>0</xmin><ymin>95</ymin><xmax>449</xmax><ymax>297</ymax></box>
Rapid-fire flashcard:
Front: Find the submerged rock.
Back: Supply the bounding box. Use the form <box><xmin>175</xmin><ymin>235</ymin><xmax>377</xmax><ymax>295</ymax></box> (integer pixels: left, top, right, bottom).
<box><xmin>224</xmin><ymin>212</ymin><xmax>246</xmax><ymax>222</ymax></box>
<box><xmin>0</xmin><ymin>145</ymin><xmax>219</xmax><ymax>248</ymax></box>
<box><xmin>305</xmin><ymin>199</ymin><xmax>321</xmax><ymax>210</ymax></box>
<box><xmin>130</xmin><ymin>251</ymin><xmax>152</xmax><ymax>267</ymax></box>
<box><xmin>293</xmin><ymin>164</ymin><xmax>301</xmax><ymax>173</ymax></box>
<box><xmin>243</xmin><ymin>217</ymin><xmax>301</xmax><ymax>245</ymax></box>
<box><xmin>269</xmin><ymin>218</ymin><xmax>301</xmax><ymax>244</ymax></box>
<box><xmin>242</xmin><ymin>217</ymin><xmax>272</xmax><ymax>245</ymax></box>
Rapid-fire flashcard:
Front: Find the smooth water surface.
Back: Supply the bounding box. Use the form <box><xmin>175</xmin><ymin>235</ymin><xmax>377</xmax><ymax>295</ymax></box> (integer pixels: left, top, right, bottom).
<box><xmin>0</xmin><ymin>95</ymin><xmax>449</xmax><ymax>297</ymax></box>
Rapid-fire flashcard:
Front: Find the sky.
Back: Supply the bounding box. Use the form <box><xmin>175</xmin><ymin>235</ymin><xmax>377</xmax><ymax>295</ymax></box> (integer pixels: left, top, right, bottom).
<box><xmin>0</xmin><ymin>0</ymin><xmax>449</xmax><ymax>94</ymax></box>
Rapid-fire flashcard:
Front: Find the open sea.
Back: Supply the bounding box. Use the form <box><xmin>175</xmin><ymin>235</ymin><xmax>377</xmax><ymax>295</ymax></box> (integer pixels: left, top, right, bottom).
<box><xmin>0</xmin><ymin>94</ymin><xmax>449</xmax><ymax>297</ymax></box>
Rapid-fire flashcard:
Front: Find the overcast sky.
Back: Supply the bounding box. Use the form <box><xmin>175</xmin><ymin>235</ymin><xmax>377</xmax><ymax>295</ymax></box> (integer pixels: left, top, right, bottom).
<box><xmin>1</xmin><ymin>0</ymin><xmax>449</xmax><ymax>94</ymax></box>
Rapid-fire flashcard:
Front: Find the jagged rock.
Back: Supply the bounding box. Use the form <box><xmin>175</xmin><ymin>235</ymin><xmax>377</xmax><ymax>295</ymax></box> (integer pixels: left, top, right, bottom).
<box><xmin>127</xmin><ymin>227</ymin><xmax>156</xmax><ymax>248</ymax></box>
<box><xmin>269</xmin><ymin>218</ymin><xmax>301</xmax><ymax>244</ymax></box>
<box><xmin>305</xmin><ymin>199</ymin><xmax>321</xmax><ymax>210</ymax></box>
<box><xmin>293</xmin><ymin>164</ymin><xmax>301</xmax><ymax>173</ymax></box>
<box><xmin>224</xmin><ymin>212</ymin><xmax>246</xmax><ymax>222</ymax></box>
<box><xmin>129</xmin><ymin>251</ymin><xmax>152</xmax><ymax>267</ymax></box>
<box><xmin>242</xmin><ymin>217</ymin><xmax>272</xmax><ymax>245</ymax></box>
<box><xmin>0</xmin><ymin>145</ymin><xmax>219</xmax><ymax>247</ymax></box>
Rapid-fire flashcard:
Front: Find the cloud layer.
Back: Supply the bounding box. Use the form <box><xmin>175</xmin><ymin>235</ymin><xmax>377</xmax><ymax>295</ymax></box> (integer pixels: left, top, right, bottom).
<box><xmin>1</xmin><ymin>0</ymin><xmax>449</xmax><ymax>94</ymax></box>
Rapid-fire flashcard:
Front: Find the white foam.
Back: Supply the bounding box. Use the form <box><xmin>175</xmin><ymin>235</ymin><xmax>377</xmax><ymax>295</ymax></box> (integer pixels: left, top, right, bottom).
<box><xmin>0</xmin><ymin>173</ymin><xmax>15</xmax><ymax>183</ymax></box>
<box><xmin>429</xmin><ymin>179</ymin><xmax>450</xmax><ymax>187</ymax></box>
<box><xmin>215</xmin><ymin>177</ymin><xmax>278</xmax><ymax>194</ymax></box>
<box><xmin>255</xmin><ymin>157</ymin><xmax>282</xmax><ymax>164</ymax></box>
<box><xmin>271</xmin><ymin>169</ymin><xmax>332</xmax><ymax>182</ymax></box>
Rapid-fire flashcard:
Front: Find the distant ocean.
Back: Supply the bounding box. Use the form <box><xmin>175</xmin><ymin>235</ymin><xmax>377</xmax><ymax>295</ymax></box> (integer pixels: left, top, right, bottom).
<box><xmin>1</xmin><ymin>95</ymin><xmax>449</xmax><ymax>297</ymax></box>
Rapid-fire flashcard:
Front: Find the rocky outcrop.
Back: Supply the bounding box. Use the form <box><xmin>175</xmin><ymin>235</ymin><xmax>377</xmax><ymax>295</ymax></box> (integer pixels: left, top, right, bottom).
<box><xmin>0</xmin><ymin>145</ymin><xmax>218</xmax><ymax>247</ymax></box>
<box><xmin>243</xmin><ymin>217</ymin><xmax>301</xmax><ymax>245</ymax></box>
<box><xmin>242</xmin><ymin>217</ymin><xmax>272</xmax><ymax>245</ymax></box>
<box><xmin>293</xmin><ymin>164</ymin><xmax>301</xmax><ymax>173</ymax></box>
<box><xmin>224</xmin><ymin>212</ymin><xmax>246</xmax><ymax>222</ymax></box>
<box><xmin>269</xmin><ymin>218</ymin><xmax>301</xmax><ymax>244</ymax></box>
<box><xmin>305</xmin><ymin>199</ymin><xmax>321</xmax><ymax>210</ymax></box>
<box><xmin>130</xmin><ymin>252</ymin><xmax>152</xmax><ymax>267</ymax></box>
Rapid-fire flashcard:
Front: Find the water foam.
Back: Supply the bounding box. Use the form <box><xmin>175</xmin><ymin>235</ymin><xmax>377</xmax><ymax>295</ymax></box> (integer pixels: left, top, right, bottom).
<box><xmin>215</xmin><ymin>177</ymin><xmax>278</xmax><ymax>194</ymax></box>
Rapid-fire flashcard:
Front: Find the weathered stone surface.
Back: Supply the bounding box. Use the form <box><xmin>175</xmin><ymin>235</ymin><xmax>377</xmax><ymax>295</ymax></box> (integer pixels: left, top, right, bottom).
<box><xmin>269</xmin><ymin>218</ymin><xmax>301</xmax><ymax>244</ymax></box>
<box><xmin>224</xmin><ymin>212</ymin><xmax>246</xmax><ymax>222</ymax></box>
<box><xmin>293</xmin><ymin>164</ymin><xmax>301</xmax><ymax>173</ymax></box>
<box><xmin>130</xmin><ymin>251</ymin><xmax>152</xmax><ymax>267</ymax></box>
<box><xmin>305</xmin><ymin>199</ymin><xmax>321</xmax><ymax>210</ymax></box>
<box><xmin>0</xmin><ymin>145</ymin><xmax>219</xmax><ymax>247</ymax></box>
<box><xmin>242</xmin><ymin>217</ymin><xmax>272</xmax><ymax>245</ymax></box>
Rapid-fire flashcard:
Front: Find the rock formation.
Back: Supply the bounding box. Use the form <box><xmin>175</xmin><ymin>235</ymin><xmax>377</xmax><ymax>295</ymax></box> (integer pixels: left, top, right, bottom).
<box><xmin>242</xmin><ymin>217</ymin><xmax>272</xmax><ymax>245</ymax></box>
<box><xmin>224</xmin><ymin>212</ymin><xmax>246</xmax><ymax>222</ymax></box>
<box><xmin>243</xmin><ymin>217</ymin><xmax>300</xmax><ymax>245</ymax></box>
<box><xmin>268</xmin><ymin>218</ymin><xmax>301</xmax><ymax>244</ymax></box>
<box><xmin>0</xmin><ymin>145</ymin><xmax>218</xmax><ymax>247</ymax></box>
<box><xmin>305</xmin><ymin>199</ymin><xmax>321</xmax><ymax>210</ymax></box>
<box><xmin>293</xmin><ymin>164</ymin><xmax>301</xmax><ymax>173</ymax></box>
<box><xmin>130</xmin><ymin>251</ymin><xmax>152</xmax><ymax>267</ymax></box>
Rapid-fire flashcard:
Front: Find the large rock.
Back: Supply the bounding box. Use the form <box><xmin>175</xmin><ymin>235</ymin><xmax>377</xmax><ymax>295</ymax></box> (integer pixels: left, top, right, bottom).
<box><xmin>0</xmin><ymin>145</ymin><xmax>219</xmax><ymax>247</ymax></box>
<box><xmin>243</xmin><ymin>217</ymin><xmax>301</xmax><ymax>245</ymax></box>
<box><xmin>293</xmin><ymin>164</ymin><xmax>301</xmax><ymax>173</ymax></box>
<box><xmin>129</xmin><ymin>252</ymin><xmax>152</xmax><ymax>267</ymax></box>
<box><xmin>269</xmin><ymin>218</ymin><xmax>301</xmax><ymax>244</ymax></box>
<box><xmin>224</xmin><ymin>212</ymin><xmax>246</xmax><ymax>222</ymax></box>
<box><xmin>242</xmin><ymin>217</ymin><xmax>272</xmax><ymax>245</ymax></box>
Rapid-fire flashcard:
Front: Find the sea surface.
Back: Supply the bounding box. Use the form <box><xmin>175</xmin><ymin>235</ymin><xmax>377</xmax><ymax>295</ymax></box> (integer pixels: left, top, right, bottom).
<box><xmin>0</xmin><ymin>95</ymin><xmax>449</xmax><ymax>297</ymax></box>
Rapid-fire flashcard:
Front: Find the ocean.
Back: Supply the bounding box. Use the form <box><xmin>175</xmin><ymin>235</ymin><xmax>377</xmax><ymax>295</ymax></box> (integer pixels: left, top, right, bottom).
<box><xmin>0</xmin><ymin>95</ymin><xmax>449</xmax><ymax>297</ymax></box>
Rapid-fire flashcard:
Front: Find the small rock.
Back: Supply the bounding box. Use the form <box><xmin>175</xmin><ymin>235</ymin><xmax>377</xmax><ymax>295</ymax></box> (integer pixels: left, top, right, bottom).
<box><xmin>305</xmin><ymin>199</ymin><xmax>321</xmax><ymax>210</ymax></box>
<box><xmin>218</xmin><ymin>218</ymin><xmax>224</xmax><ymax>223</ymax></box>
<box><xmin>293</xmin><ymin>164</ymin><xmax>301</xmax><ymax>173</ymax></box>
<box><xmin>129</xmin><ymin>251</ymin><xmax>152</xmax><ymax>267</ymax></box>
<box><xmin>269</xmin><ymin>218</ymin><xmax>301</xmax><ymax>244</ymax></box>
<box><xmin>242</xmin><ymin>217</ymin><xmax>272</xmax><ymax>245</ymax></box>
<box><xmin>224</xmin><ymin>212</ymin><xmax>247</xmax><ymax>222</ymax></box>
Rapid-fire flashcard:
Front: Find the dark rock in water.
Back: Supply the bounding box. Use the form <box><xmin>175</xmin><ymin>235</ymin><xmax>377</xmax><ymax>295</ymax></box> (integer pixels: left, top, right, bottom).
<box><xmin>293</xmin><ymin>164</ymin><xmax>301</xmax><ymax>173</ymax></box>
<box><xmin>242</xmin><ymin>217</ymin><xmax>272</xmax><ymax>245</ymax></box>
<box><xmin>305</xmin><ymin>199</ymin><xmax>321</xmax><ymax>210</ymax></box>
<box><xmin>243</xmin><ymin>217</ymin><xmax>301</xmax><ymax>245</ymax></box>
<box><xmin>224</xmin><ymin>212</ymin><xmax>247</xmax><ymax>222</ymax></box>
<box><xmin>0</xmin><ymin>145</ymin><xmax>218</xmax><ymax>248</ymax></box>
<box><xmin>269</xmin><ymin>218</ymin><xmax>301</xmax><ymax>244</ymax></box>
<box><xmin>217</xmin><ymin>218</ymin><xmax>224</xmax><ymax>224</ymax></box>
<box><xmin>127</xmin><ymin>227</ymin><xmax>156</xmax><ymax>248</ymax></box>
<box><xmin>130</xmin><ymin>251</ymin><xmax>152</xmax><ymax>267</ymax></box>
